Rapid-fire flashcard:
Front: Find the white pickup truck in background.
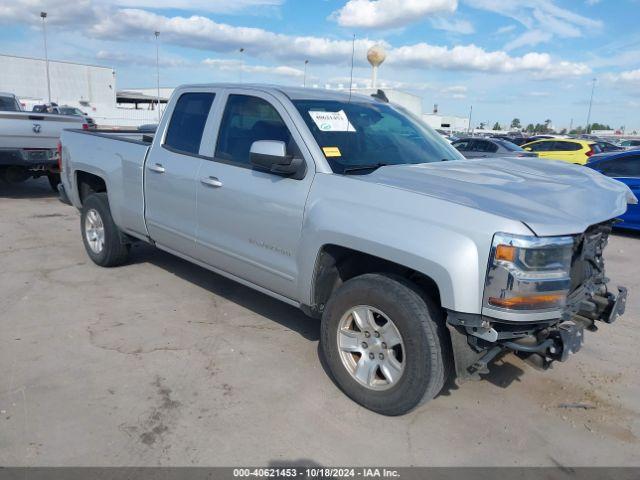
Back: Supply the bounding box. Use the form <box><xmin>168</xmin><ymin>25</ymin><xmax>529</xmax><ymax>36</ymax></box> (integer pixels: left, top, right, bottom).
<box><xmin>0</xmin><ymin>92</ymin><xmax>86</xmax><ymax>190</ymax></box>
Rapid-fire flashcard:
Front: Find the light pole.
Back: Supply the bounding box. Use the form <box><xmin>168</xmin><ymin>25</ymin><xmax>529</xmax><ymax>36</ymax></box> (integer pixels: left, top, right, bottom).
<box><xmin>303</xmin><ymin>60</ymin><xmax>309</xmax><ymax>88</ymax></box>
<box><xmin>467</xmin><ymin>105</ymin><xmax>473</xmax><ymax>134</ymax></box>
<box><xmin>586</xmin><ymin>78</ymin><xmax>596</xmax><ymax>134</ymax></box>
<box><xmin>40</xmin><ymin>11</ymin><xmax>52</xmax><ymax>104</ymax></box>
<box><xmin>154</xmin><ymin>31</ymin><xmax>161</xmax><ymax>122</ymax></box>
<box><xmin>238</xmin><ymin>48</ymin><xmax>245</xmax><ymax>83</ymax></box>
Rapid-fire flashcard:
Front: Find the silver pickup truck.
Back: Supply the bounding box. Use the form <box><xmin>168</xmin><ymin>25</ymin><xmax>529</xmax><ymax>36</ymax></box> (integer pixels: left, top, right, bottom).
<box><xmin>59</xmin><ymin>84</ymin><xmax>635</xmax><ymax>415</ymax></box>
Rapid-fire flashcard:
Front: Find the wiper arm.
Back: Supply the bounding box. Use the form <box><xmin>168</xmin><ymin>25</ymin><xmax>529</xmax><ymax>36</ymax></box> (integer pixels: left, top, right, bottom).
<box><xmin>342</xmin><ymin>163</ymin><xmax>390</xmax><ymax>174</ymax></box>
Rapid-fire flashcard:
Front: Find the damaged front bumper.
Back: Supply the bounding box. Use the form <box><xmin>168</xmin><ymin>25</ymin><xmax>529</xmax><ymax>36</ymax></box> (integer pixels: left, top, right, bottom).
<box><xmin>447</xmin><ymin>285</ymin><xmax>628</xmax><ymax>381</ymax></box>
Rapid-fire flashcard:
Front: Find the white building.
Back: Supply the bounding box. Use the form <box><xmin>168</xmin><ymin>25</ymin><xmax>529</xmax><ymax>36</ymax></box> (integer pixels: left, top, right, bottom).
<box><xmin>422</xmin><ymin>113</ymin><xmax>470</xmax><ymax>133</ymax></box>
<box><xmin>0</xmin><ymin>53</ymin><xmax>115</xmax><ymax>108</ymax></box>
<box><xmin>0</xmin><ymin>54</ymin><xmax>164</xmax><ymax>127</ymax></box>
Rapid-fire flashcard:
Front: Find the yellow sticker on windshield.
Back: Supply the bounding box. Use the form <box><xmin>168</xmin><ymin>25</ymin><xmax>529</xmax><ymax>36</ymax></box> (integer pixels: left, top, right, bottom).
<box><xmin>323</xmin><ymin>147</ymin><xmax>342</xmax><ymax>157</ymax></box>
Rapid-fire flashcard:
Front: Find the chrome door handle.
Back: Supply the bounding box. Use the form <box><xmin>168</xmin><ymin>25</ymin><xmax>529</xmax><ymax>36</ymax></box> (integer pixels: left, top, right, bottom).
<box><xmin>148</xmin><ymin>163</ymin><xmax>165</xmax><ymax>173</ymax></box>
<box><xmin>201</xmin><ymin>176</ymin><xmax>223</xmax><ymax>188</ymax></box>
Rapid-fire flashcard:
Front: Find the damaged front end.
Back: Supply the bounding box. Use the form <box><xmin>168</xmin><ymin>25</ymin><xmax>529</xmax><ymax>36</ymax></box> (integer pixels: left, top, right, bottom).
<box><xmin>448</xmin><ymin>221</ymin><xmax>628</xmax><ymax>381</ymax></box>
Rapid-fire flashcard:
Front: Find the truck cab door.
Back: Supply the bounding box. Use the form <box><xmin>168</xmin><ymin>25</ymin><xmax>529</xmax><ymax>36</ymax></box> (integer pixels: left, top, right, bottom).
<box><xmin>144</xmin><ymin>91</ymin><xmax>217</xmax><ymax>257</ymax></box>
<box><xmin>194</xmin><ymin>90</ymin><xmax>315</xmax><ymax>301</ymax></box>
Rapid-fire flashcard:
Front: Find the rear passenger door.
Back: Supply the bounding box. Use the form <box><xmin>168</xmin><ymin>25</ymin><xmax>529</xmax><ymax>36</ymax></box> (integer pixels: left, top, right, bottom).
<box><xmin>194</xmin><ymin>90</ymin><xmax>315</xmax><ymax>301</ymax></box>
<box><xmin>551</xmin><ymin>141</ymin><xmax>581</xmax><ymax>163</ymax></box>
<box><xmin>144</xmin><ymin>90</ymin><xmax>217</xmax><ymax>257</ymax></box>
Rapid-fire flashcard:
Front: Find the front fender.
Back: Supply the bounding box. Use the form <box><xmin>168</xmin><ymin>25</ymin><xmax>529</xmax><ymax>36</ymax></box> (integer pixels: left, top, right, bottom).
<box><xmin>296</xmin><ymin>173</ymin><xmax>532</xmax><ymax>314</ymax></box>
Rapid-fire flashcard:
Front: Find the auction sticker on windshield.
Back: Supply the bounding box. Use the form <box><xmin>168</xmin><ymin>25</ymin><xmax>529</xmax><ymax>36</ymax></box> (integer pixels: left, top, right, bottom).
<box><xmin>322</xmin><ymin>147</ymin><xmax>342</xmax><ymax>157</ymax></box>
<box><xmin>309</xmin><ymin>110</ymin><xmax>356</xmax><ymax>132</ymax></box>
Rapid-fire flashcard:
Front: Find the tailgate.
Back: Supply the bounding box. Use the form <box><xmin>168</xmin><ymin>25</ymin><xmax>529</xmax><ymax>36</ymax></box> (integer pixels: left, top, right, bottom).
<box><xmin>0</xmin><ymin>112</ymin><xmax>84</xmax><ymax>150</ymax></box>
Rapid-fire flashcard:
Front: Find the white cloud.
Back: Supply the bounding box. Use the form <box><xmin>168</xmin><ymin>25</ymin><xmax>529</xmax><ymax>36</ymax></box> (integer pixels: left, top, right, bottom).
<box><xmin>0</xmin><ymin>0</ymin><xmax>101</xmax><ymax>26</ymax></box>
<box><xmin>429</xmin><ymin>17</ymin><xmax>475</xmax><ymax>35</ymax></box>
<box><xmin>389</xmin><ymin>43</ymin><xmax>590</xmax><ymax>78</ymax></box>
<box><xmin>202</xmin><ymin>58</ymin><xmax>304</xmax><ymax>77</ymax></box>
<box><xmin>96</xmin><ymin>50</ymin><xmax>189</xmax><ymax>67</ymax></box>
<box><xmin>605</xmin><ymin>69</ymin><xmax>640</xmax><ymax>85</ymax></box>
<box><xmin>442</xmin><ymin>85</ymin><xmax>467</xmax><ymax>94</ymax></box>
<box><xmin>464</xmin><ymin>0</ymin><xmax>602</xmax><ymax>50</ymax></box>
<box><xmin>526</xmin><ymin>91</ymin><xmax>551</xmax><ymax>97</ymax></box>
<box><xmin>331</xmin><ymin>0</ymin><xmax>457</xmax><ymax>29</ymax></box>
<box><xmin>504</xmin><ymin>30</ymin><xmax>552</xmax><ymax>51</ymax></box>
<box><xmin>87</xmin><ymin>8</ymin><xmax>590</xmax><ymax>78</ymax></box>
<box><xmin>0</xmin><ymin>1</ymin><xmax>591</xmax><ymax>81</ymax></box>
<box><xmin>0</xmin><ymin>0</ymin><xmax>281</xmax><ymax>25</ymax></box>
<box><xmin>107</xmin><ymin>0</ymin><xmax>282</xmax><ymax>14</ymax></box>
<box><xmin>495</xmin><ymin>24</ymin><xmax>517</xmax><ymax>35</ymax></box>
<box><xmin>88</xmin><ymin>8</ymin><xmax>381</xmax><ymax>65</ymax></box>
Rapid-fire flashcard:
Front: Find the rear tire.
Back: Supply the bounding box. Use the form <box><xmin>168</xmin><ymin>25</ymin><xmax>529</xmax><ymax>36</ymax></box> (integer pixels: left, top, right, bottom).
<box><xmin>47</xmin><ymin>173</ymin><xmax>61</xmax><ymax>192</ymax></box>
<box><xmin>321</xmin><ymin>273</ymin><xmax>446</xmax><ymax>416</ymax></box>
<box><xmin>80</xmin><ymin>193</ymin><xmax>129</xmax><ymax>267</ymax></box>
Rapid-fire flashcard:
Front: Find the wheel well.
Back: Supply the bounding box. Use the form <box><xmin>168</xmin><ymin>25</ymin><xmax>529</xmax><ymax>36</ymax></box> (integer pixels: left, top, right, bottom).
<box><xmin>311</xmin><ymin>244</ymin><xmax>441</xmax><ymax>315</ymax></box>
<box><xmin>76</xmin><ymin>171</ymin><xmax>106</xmax><ymax>205</ymax></box>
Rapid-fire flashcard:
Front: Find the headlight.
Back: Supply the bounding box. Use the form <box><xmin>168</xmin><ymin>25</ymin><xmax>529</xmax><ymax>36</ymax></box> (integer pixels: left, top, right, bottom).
<box><xmin>484</xmin><ymin>233</ymin><xmax>574</xmax><ymax>314</ymax></box>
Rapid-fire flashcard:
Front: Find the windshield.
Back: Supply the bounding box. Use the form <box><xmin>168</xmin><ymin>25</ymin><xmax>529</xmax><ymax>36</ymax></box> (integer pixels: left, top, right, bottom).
<box><xmin>293</xmin><ymin>99</ymin><xmax>464</xmax><ymax>174</ymax></box>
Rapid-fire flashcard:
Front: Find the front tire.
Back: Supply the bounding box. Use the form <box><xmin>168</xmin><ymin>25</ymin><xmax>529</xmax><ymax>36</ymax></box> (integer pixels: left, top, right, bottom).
<box><xmin>321</xmin><ymin>273</ymin><xmax>446</xmax><ymax>416</ymax></box>
<box><xmin>81</xmin><ymin>193</ymin><xmax>129</xmax><ymax>267</ymax></box>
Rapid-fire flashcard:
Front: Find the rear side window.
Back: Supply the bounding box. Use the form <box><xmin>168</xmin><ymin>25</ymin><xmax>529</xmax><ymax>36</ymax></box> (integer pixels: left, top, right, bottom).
<box><xmin>494</xmin><ymin>139</ymin><xmax>522</xmax><ymax>152</ymax></box>
<box><xmin>164</xmin><ymin>92</ymin><xmax>215</xmax><ymax>155</ymax></box>
<box><xmin>215</xmin><ymin>95</ymin><xmax>294</xmax><ymax>167</ymax></box>
<box><xmin>598</xmin><ymin>157</ymin><xmax>640</xmax><ymax>177</ymax></box>
<box><xmin>553</xmin><ymin>141</ymin><xmax>582</xmax><ymax>151</ymax></box>
<box><xmin>478</xmin><ymin>140</ymin><xmax>499</xmax><ymax>153</ymax></box>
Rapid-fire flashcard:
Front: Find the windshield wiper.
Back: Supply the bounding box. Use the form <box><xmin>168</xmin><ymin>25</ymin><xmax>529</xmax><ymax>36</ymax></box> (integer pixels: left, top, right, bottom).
<box><xmin>342</xmin><ymin>163</ymin><xmax>391</xmax><ymax>174</ymax></box>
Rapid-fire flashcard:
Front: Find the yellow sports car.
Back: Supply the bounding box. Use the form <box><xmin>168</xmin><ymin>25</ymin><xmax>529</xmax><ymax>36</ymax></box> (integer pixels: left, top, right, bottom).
<box><xmin>521</xmin><ymin>139</ymin><xmax>600</xmax><ymax>165</ymax></box>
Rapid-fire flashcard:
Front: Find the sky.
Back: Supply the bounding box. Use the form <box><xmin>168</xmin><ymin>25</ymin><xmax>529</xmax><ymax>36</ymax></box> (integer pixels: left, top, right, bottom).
<box><xmin>1</xmin><ymin>0</ymin><xmax>639</xmax><ymax>130</ymax></box>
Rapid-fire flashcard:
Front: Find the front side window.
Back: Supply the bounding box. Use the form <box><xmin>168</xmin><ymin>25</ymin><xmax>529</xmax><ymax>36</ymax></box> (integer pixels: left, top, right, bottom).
<box><xmin>528</xmin><ymin>141</ymin><xmax>552</xmax><ymax>152</ymax></box>
<box><xmin>293</xmin><ymin>99</ymin><xmax>464</xmax><ymax>173</ymax></box>
<box><xmin>164</xmin><ymin>92</ymin><xmax>215</xmax><ymax>155</ymax></box>
<box><xmin>453</xmin><ymin>140</ymin><xmax>471</xmax><ymax>151</ymax></box>
<box><xmin>215</xmin><ymin>95</ymin><xmax>295</xmax><ymax>166</ymax></box>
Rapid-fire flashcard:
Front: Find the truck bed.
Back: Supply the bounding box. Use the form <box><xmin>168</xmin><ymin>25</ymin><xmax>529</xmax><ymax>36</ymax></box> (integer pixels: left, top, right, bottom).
<box><xmin>60</xmin><ymin>128</ymin><xmax>152</xmax><ymax>239</ymax></box>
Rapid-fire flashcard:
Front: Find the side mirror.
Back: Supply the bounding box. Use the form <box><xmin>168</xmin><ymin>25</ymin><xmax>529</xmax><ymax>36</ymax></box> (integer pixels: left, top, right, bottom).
<box><xmin>250</xmin><ymin>140</ymin><xmax>305</xmax><ymax>179</ymax></box>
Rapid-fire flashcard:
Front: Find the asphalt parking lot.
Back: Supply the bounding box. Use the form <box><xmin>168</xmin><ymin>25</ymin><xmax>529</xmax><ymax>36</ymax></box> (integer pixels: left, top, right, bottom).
<box><xmin>1</xmin><ymin>178</ymin><xmax>639</xmax><ymax>467</ymax></box>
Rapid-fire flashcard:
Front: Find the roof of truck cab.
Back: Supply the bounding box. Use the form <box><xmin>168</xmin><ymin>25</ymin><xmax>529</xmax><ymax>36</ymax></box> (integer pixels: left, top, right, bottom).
<box><xmin>177</xmin><ymin>83</ymin><xmax>380</xmax><ymax>103</ymax></box>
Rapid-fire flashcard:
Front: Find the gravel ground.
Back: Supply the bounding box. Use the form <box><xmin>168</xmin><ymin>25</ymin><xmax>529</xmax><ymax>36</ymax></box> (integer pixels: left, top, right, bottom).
<box><xmin>1</xmin><ymin>178</ymin><xmax>639</xmax><ymax>467</ymax></box>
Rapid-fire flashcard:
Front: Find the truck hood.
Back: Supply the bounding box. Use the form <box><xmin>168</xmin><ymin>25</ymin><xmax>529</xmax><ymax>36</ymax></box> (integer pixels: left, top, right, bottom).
<box><xmin>357</xmin><ymin>158</ymin><xmax>637</xmax><ymax>236</ymax></box>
